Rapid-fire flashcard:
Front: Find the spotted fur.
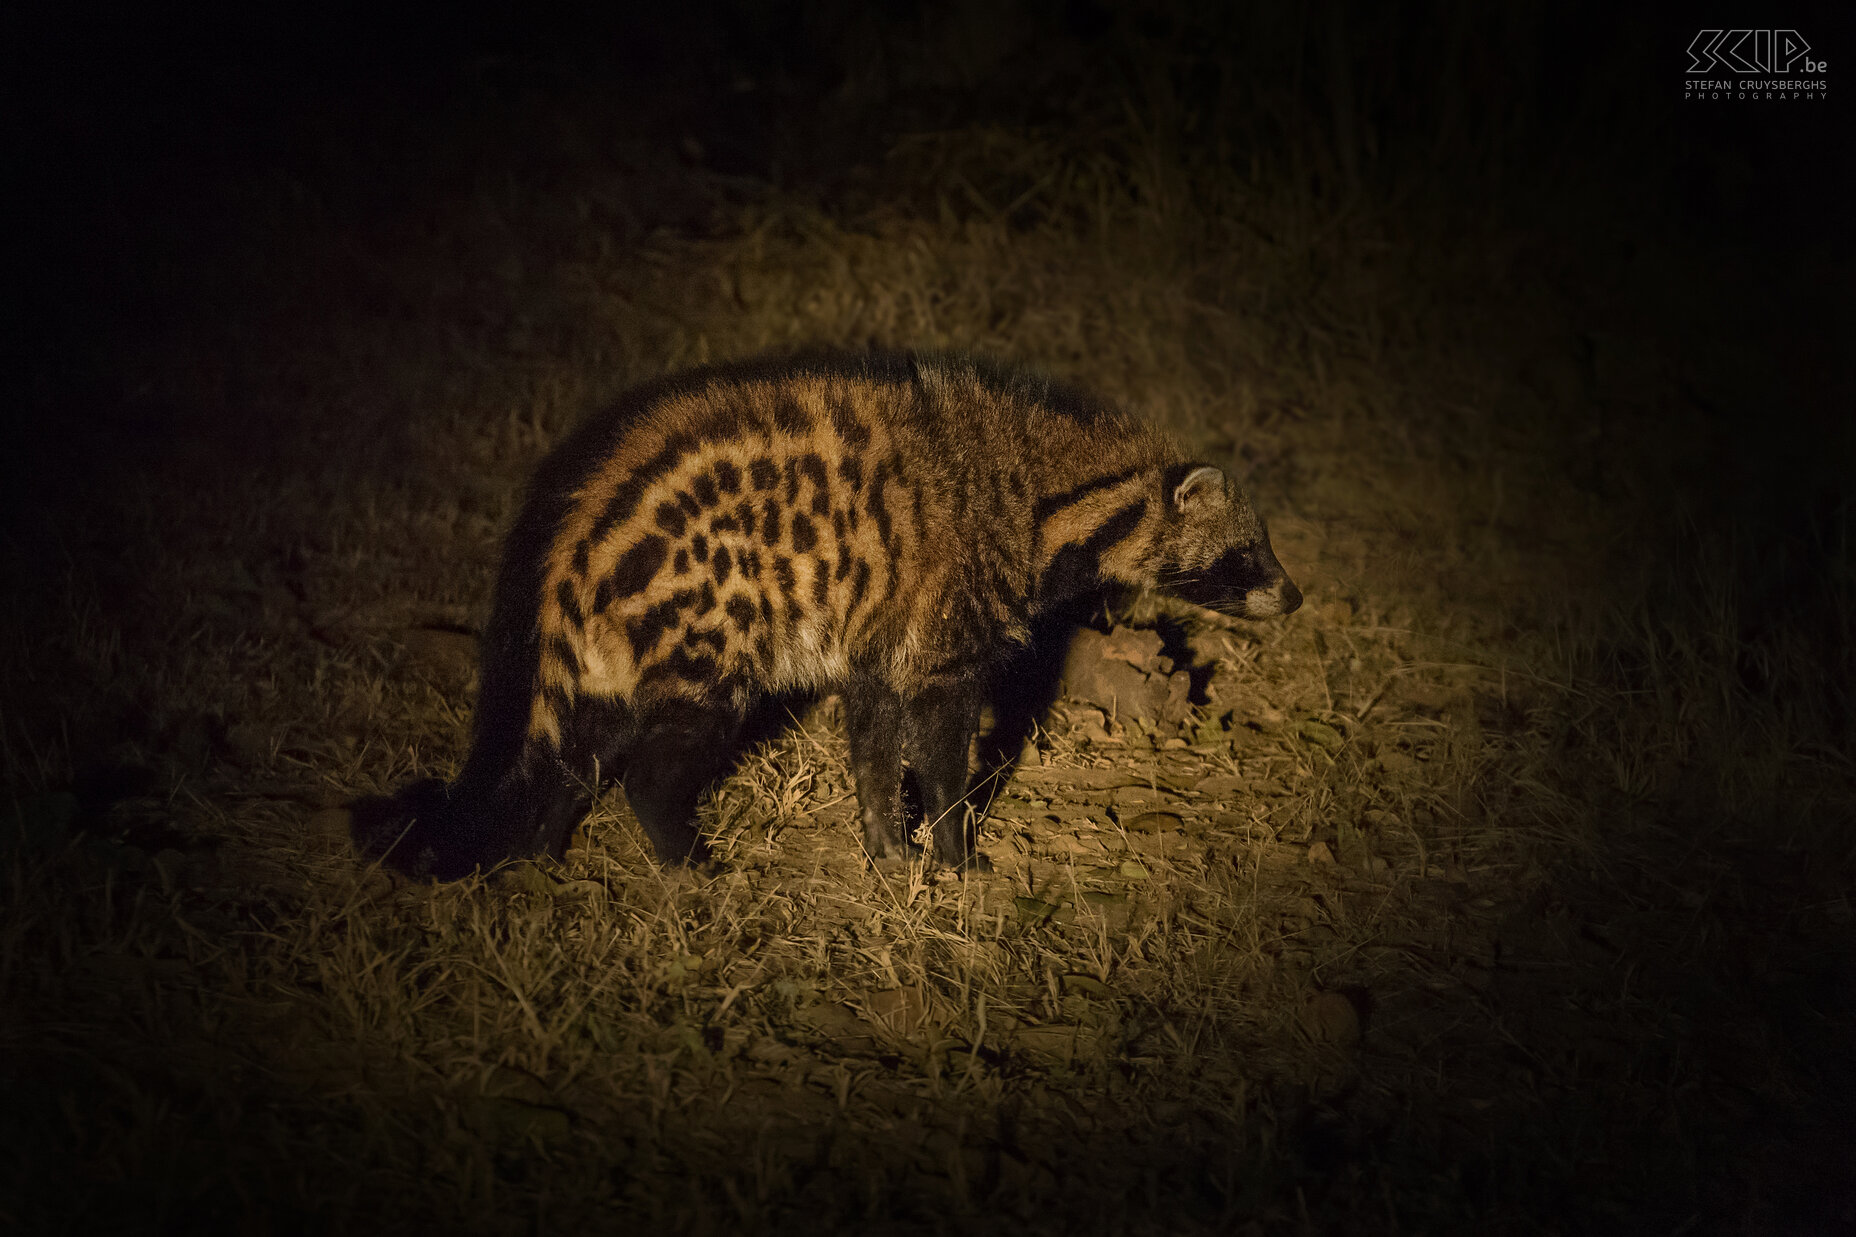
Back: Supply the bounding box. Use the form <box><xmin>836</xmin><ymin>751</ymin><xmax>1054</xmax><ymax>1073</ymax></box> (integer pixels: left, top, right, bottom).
<box><xmin>377</xmin><ymin>352</ymin><xmax>1300</xmax><ymax>877</ymax></box>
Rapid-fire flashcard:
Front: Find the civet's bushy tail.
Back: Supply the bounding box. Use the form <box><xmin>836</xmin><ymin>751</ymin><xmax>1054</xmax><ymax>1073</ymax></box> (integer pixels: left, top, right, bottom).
<box><xmin>363</xmin><ymin>351</ymin><xmax>1300</xmax><ymax>878</ymax></box>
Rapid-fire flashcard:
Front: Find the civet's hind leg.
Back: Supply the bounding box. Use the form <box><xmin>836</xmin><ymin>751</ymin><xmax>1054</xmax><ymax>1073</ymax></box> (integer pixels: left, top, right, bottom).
<box><xmin>844</xmin><ymin>673</ymin><xmax>910</xmax><ymax>862</ymax></box>
<box><xmin>903</xmin><ymin>674</ymin><xmax>988</xmax><ymax>871</ymax></box>
<box><xmin>620</xmin><ymin>703</ymin><xmax>737</xmax><ymax>865</ymax></box>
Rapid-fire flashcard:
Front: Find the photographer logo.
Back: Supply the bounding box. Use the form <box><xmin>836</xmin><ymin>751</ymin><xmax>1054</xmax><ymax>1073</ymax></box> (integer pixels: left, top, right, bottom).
<box><xmin>1684</xmin><ymin>30</ymin><xmax>1827</xmax><ymax>101</ymax></box>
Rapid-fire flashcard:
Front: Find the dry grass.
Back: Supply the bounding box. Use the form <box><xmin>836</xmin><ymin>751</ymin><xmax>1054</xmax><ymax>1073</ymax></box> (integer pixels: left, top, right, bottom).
<box><xmin>5</xmin><ymin>18</ymin><xmax>1854</xmax><ymax>1234</ymax></box>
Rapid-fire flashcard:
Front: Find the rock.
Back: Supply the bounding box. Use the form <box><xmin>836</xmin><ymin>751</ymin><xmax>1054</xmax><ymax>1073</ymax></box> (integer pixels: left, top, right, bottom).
<box><xmin>1306</xmin><ymin>840</ymin><xmax>1337</xmax><ymax>865</ymax></box>
<box><xmin>793</xmin><ymin>1003</ymin><xmax>880</xmax><ymax>1054</ymax></box>
<box><xmin>1160</xmin><ymin>670</ymin><xmax>1193</xmax><ymax>724</ymax></box>
<box><xmin>1079</xmin><ymin>661</ymin><xmax>1163</xmax><ymax>719</ymax></box>
<box><xmin>1297</xmin><ymin>719</ymin><xmax>1345</xmax><ymax>750</ymax></box>
<box><xmin>494</xmin><ymin>862</ymin><xmax>555</xmax><ymax>896</ymax></box>
<box><xmin>863</xmin><ymin>984</ymin><xmax>928</xmax><ymax>1033</ymax></box>
<box><xmin>1187</xmin><ymin>628</ymin><xmax>1239</xmax><ymax>666</ymax></box>
<box><xmin>1005</xmin><ymin>1023</ymin><xmax>1100</xmax><ymax>1066</ymax></box>
<box><xmin>1121</xmin><ymin>811</ymin><xmax>1184</xmax><ymax>834</ymax></box>
<box><xmin>552</xmin><ymin>879</ymin><xmax>608</xmax><ymax>905</ymax></box>
<box><xmin>1064</xmin><ymin>627</ymin><xmax>1111</xmax><ymax>671</ymax></box>
<box><xmin>745</xmin><ymin>1038</ymin><xmax>802</xmax><ymax>1065</ymax></box>
<box><xmin>1099</xmin><ymin>626</ymin><xmax>1167</xmax><ymax>672</ymax></box>
<box><xmin>1110</xmin><ymin>785</ymin><xmax>1171</xmax><ymax>808</ymax></box>
<box><xmin>1061</xmin><ymin>627</ymin><xmax>1177</xmax><ymax>720</ymax></box>
<box><xmin>1302</xmin><ymin>991</ymin><xmax>1362</xmax><ymax>1045</ymax></box>
<box><xmin>1248</xmin><ymin>703</ymin><xmax>1287</xmax><ymax>730</ymax></box>
<box><xmin>1191</xmin><ymin>719</ymin><xmax>1231</xmax><ymax>747</ymax></box>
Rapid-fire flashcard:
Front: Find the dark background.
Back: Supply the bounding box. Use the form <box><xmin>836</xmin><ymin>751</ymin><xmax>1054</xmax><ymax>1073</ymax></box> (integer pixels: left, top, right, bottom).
<box><xmin>3</xmin><ymin>2</ymin><xmax>1852</xmax><ymax>1233</ymax></box>
<box><xmin>6</xmin><ymin>1</ymin><xmax>1850</xmax><ymax>482</ymax></box>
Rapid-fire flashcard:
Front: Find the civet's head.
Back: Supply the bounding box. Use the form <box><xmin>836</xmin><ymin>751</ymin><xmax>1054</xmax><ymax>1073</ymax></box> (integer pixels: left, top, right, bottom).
<box><xmin>1154</xmin><ymin>464</ymin><xmax>1302</xmax><ymax>620</ymax></box>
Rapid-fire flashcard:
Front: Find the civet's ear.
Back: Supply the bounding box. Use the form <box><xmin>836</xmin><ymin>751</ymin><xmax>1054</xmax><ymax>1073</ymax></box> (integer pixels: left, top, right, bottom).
<box><xmin>1171</xmin><ymin>464</ymin><xmax>1228</xmax><ymax>515</ymax></box>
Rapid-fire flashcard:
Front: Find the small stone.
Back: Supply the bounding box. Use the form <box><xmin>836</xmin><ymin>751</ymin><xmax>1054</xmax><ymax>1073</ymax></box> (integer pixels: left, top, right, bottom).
<box><xmin>494</xmin><ymin>862</ymin><xmax>555</xmax><ymax>896</ymax></box>
<box><xmin>1160</xmin><ymin>670</ymin><xmax>1193</xmax><ymax>724</ymax></box>
<box><xmin>552</xmin><ymin>879</ymin><xmax>608</xmax><ymax>905</ymax></box>
<box><xmin>1191</xmin><ymin>721</ymin><xmax>1229</xmax><ymax>747</ymax></box>
<box><xmin>1196</xmin><ymin>773</ymin><xmax>1246</xmax><ymax>797</ymax></box>
<box><xmin>1298</xmin><ymin>719</ymin><xmax>1345</xmax><ymax>751</ymax></box>
<box><xmin>1005</xmin><ymin>1023</ymin><xmax>1098</xmax><ymax>1065</ymax></box>
<box><xmin>1100</xmin><ymin>626</ymin><xmax>1166</xmax><ymax>671</ymax></box>
<box><xmin>1306</xmin><ymin>840</ymin><xmax>1337</xmax><ymax>865</ymax></box>
<box><xmin>1189</xmin><ymin>628</ymin><xmax>1240</xmax><ymax>664</ymax></box>
<box><xmin>864</xmin><ymin>984</ymin><xmax>927</xmax><ymax>1032</ymax></box>
<box><xmin>1122</xmin><ymin>811</ymin><xmax>1184</xmax><ymax>834</ymax></box>
<box><xmin>1302</xmin><ymin>991</ymin><xmax>1361</xmax><ymax>1045</ymax></box>
<box><xmin>1111</xmin><ymin>785</ymin><xmax>1171</xmax><ymax>808</ymax></box>
<box><xmin>1062</xmin><ymin>628</ymin><xmax>1171</xmax><ymax>720</ymax></box>
<box><xmin>1249</xmin><ymin>703</ymin><xmax>1286</xmax><ymax>730</ymax></box>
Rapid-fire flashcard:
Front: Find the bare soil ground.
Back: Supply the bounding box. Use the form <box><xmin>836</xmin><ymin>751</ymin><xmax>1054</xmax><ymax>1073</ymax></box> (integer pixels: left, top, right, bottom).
<box><xmin>4</xmin><ymin>13</ymin><xmax>1853</xmax><ymax>1234</ymax></box>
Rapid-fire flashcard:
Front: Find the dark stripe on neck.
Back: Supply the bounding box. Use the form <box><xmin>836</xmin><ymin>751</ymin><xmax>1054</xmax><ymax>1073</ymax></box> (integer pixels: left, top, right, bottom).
<box><xmin>1037</xmin><ymin>498</ymin><xmax>1148</xmax><ymax>604</ymax></box>
<box><xmin>1032</xmin><ymin>466</ymin><xmax>1143</xmax><ymax>524</ymax></box>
